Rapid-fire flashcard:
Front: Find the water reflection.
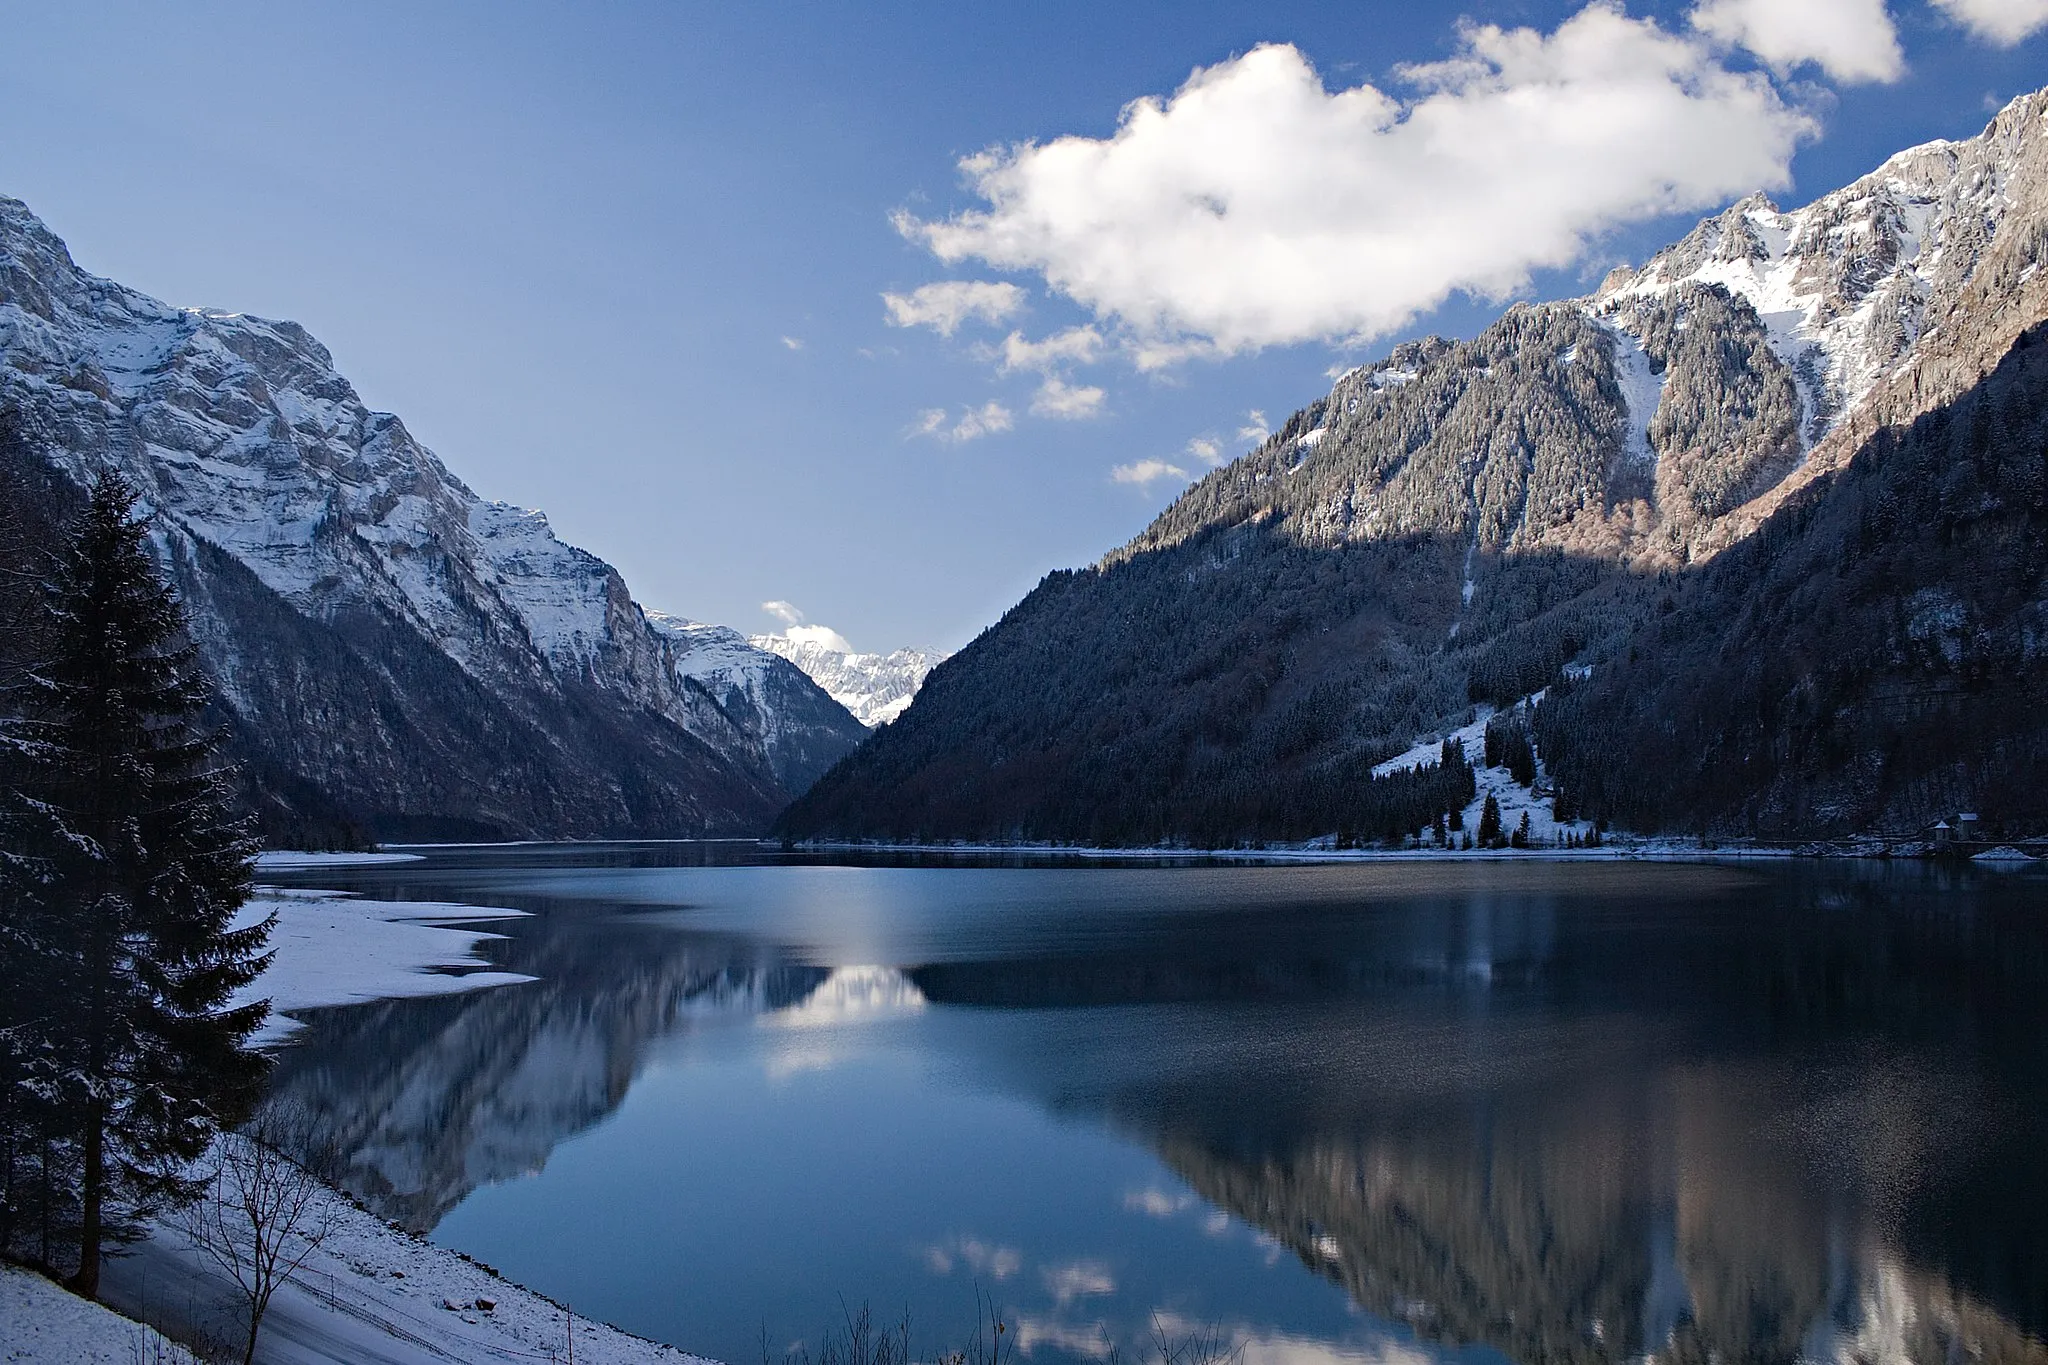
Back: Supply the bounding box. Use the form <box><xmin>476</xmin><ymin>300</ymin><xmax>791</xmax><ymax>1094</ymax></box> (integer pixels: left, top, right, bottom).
<box><xmin>264</xmin><ymin>856</ymin><xmax>2048</xmax><ymax>1364</ymax></box>
<box><xmin>274</xmin><ymin>921</ymin><xmax>828</xmax><ymax>1228</ymax></box>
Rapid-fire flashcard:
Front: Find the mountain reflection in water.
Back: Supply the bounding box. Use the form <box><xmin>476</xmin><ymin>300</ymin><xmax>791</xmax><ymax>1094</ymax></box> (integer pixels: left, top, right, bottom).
<box><xmin>263</xmin><ymin>854</ymin><xmax>2048</xmax><ymax>1365</ymax></box>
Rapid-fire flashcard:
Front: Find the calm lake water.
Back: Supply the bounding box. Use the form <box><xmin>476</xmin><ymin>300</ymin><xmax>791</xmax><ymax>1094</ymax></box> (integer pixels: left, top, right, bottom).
<box><xmin>262</xmin><ymin>848</ymin><xmax>2048</xmax><ymax>1365</ymax></box>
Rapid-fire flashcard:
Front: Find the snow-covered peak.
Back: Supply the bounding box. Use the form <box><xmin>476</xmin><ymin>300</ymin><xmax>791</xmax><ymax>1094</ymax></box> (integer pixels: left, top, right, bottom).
<box><xmin>752</xmin><ymin>631</ymin><xmax>948</xmax><ymax>728</ymax></box>
<box><xmin>647</xmin><ymin>612</ymin><xmax>763</xmax><ymax>674</ymax></box>
<box><xmin>0</xmin><ymin>192</ymin><xmax>867</xmax><ymax>821</ymax></box>
<box><xmin>1594</xmin><ymin>93</ymin><xmax>2048</xmax><ymax>450</ymax></box>
<box><xmin>647</xmin><ymin>612</ymin><xmax>871</xmax><ymax>792</ymax></box>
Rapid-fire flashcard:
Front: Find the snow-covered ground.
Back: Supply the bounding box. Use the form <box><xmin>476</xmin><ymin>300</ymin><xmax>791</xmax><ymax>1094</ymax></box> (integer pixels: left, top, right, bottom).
<box><xmin>1371</xmin><ymin>701</ymin><xmax>1590</xmax><ymax>847</ymax></box>
<box><xmin>2</xmin><ymin>1263</ymin><xmax>204</xmax><ymax>1364</ymax></box>
<box><xmin>94</xmin><ymin>1173</ymin><xmax>712</xmax><ymax>1365</ymax></box>
<box><xmin>3</xmin><ymin>869</ymin><xmax>713</xmax><ymax>1364</ymax></box>
<box><xmin>233</xmin><ymin>889</ymin><xmax>537</xmax><ymax>1045</ymax></box>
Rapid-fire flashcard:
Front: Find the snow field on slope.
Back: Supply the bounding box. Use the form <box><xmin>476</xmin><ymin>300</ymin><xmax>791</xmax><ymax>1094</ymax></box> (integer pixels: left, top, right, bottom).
<box><xmin>1599</xmin><ymin>322</ymin><xmax>1666</xmax><ymax>467</ymax></box>
<box><xmin>1371</xmin><ymin>703</ymin><xmax>1593</xmax><ymax>848</ymax></box>
<box><xmin>97</xmin><ymin>1177</ymin><xmax>714</xmax><ymax>1365</ymax></box>
<box><xmin>1</xmin><ymin>1264</ymin><xmax>204</xmax><ymax>1364</ymax></box>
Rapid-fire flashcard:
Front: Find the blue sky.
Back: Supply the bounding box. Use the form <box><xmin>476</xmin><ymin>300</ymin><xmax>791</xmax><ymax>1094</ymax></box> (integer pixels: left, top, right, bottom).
<box><xmin>1</xmin><ymin>2</ymin><xmax>2044</xmax><ymax>652</ymax></box>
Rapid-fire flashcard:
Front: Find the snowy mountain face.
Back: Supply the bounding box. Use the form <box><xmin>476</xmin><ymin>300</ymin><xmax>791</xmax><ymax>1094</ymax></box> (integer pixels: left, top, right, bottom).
<box><xmin>779</xmin><ymin>90</ymin><xmax>2048</xmax><ymax>845</ymax></box>
<box><xmin>0</xmin><ymin>196</ymin><xmax>865</xmax><ymax>840</ymax></box>
<box><xmin>647</xmin><ymin>614</ymin><xmax>871</xmax><ymax>791</ymax></box>
<box><xmin>1134</xmin><ymin>91</ymin><xmax>2048</xmax><ymax>570</ymax></box>
<box><xmin>750</xmin><ymin>631</ymin><xmax>947</xmax><ymax>727</ymax></box>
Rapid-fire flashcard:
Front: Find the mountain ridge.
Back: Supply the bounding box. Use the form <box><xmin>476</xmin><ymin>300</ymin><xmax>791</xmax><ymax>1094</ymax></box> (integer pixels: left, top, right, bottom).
<box><xmin>780</xmin><ymin>89</ymin><xmax>2048</xmax><ymax>845</ymax></box>
<box><xmin>750</xmin><ymin>631</ymin><xmax>947</xmax><ymax>727</ymax></box>
<box><xmin>0</xmin><ymin>195</ymin><xmax>867</xmax><ymax>842</ymax></box>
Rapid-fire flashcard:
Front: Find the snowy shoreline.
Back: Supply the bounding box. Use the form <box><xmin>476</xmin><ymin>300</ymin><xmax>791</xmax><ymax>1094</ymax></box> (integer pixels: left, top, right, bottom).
<box><xmin>784</xmin><ymin>839</ymin><xmax>2043</xmax><ymax>867</ymax></box>
<box><xmin>10</xmin><ymin>1173</ymin><xmax>717</xmax><ymax>1365</ymax></box>
<box><xmin>233</xmin><ymin>887</ymin><xmax>538</xmax><ymax>1045</ymax></box>
<box><xmin>781</xmin><ymin>838</ymin><xmax>1801</xmax><ymax>863</ymax></box>
<box><xmin>99</xmin><ymin>1169</ymin><xmax>715</xmax><ymax>1365</ymax></box>
<box><xmin>6</xmin><ymin>867</ymin><xmax>715</xmax><ymax>1363</ymax></box>
<box><xmin>254</xmin><ymin>850</ymin><xmax>426</xmax><ymax>870</ymax></box>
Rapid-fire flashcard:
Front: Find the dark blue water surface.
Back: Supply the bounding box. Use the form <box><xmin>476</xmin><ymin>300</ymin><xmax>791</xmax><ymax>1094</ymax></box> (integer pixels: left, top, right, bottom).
<box><xmin>263</xmin><ymin>848</ymin><xmax>2048</xmax><ymax>1365</ymax></box>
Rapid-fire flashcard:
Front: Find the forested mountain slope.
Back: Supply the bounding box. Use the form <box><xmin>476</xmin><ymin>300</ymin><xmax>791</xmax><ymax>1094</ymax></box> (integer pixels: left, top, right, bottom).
<box><xmin>781</xmin><ymin>91</ymin><xmax>2048</xmax><ymax>845</ymax></box>
<box><xmin>0</xmin><ymin>197</ymin><xmax>865</xmax><ymax>843</ymax></box>
<box><xmin>1538</xmin><ymin>323</ymin><xmax>2048</xmax><ymax>837</ymax></box>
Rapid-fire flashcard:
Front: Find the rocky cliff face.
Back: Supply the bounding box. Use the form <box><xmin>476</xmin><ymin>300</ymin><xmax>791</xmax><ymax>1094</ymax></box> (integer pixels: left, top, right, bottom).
<box><xmin>0</xmin><ymin>197</ymin><xmax>864</xmax><ymax>842</ymax></box>
<box><xmin>1136</xmin><ymin>92</ymin><xmax>2048</xmax><ymax>570</ymax></box>
<box><xmin>781</xmin><ymin>91</ymin><xmax>2048</xmax><ymax>844</ymax></box>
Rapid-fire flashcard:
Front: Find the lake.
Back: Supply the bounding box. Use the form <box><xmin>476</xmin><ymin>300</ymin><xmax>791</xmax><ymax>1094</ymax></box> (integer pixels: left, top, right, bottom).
<box><xmin>259</xmin><ymin>847</ymin><xmax>2048</xmax><ymax>1365</ymax></box>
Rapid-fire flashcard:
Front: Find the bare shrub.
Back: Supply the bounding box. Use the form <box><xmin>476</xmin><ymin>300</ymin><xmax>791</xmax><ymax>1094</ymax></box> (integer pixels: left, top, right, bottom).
<box><xmin>179</xmin><ymin>1103</ymin><xmax>336</xmax><ymax>1365</ymax></box>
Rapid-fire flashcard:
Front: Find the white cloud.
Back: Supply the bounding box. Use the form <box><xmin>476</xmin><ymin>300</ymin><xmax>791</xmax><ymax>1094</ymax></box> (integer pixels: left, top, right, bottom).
<box><xmin>759</xmin><ymin>604</ymin><xmax>857</xmax><ymax>653</ymax></box>
<box><xmin>780</xmin><ymin>335</ymin><xmax>805</xmax><ymax>350</ymax></box>
<box><xmin>996</xmin><ymin>325</ymin><xmax>1105</xmax><ymax>372</ymax></box>
<box><xmin>923</xmin><ymin>1236</ymin><xmax>1022</xmax><ymax>1280</ymax></box>
<box><xmin>954</xmin><ymin>401</ymin><xmax>1014</xmax><ymax>440</ymax></box>
<box><xmin>1041</xmin><ymin>1260</ymin><xmax>1116</xmax><ymax>1305</ymax></box>
<box><xmin>1011</xmin><ymin>1317</ymin><xmax>1118</xmax><ymax>1361</ymax></box>
<box><xmin>1691</xmin><ymin>0</ymin><xmax>1903</xmax><ymax>83</ymax></box>
<box><xmin>1237</xmin><ymin>411</ymin><xmax>1270</xmax><ymax>444</ymax></box>
<box><xmin>882</xmin><ymin>280</ymin><xmax>1025</xmax><ymax>335</ymax></box>
<box><xmin>897</xmin><ymin>5</ymin><xmax>1816</xmax><ymax>357</ymax></box>
<box><xmin>1111</xmin><ymin>457</ymin><xmax>1190</xmax><ymax>487</ymax></box>
<box><xmin>982</xmin><ymin>327</ymin><xmax>1109</xmax><ymax>419</ymax></box>
<box><xmin>1145</xmin><ymin>1312</ymin><xmax>1438</xmax><ymax>1365</ymax></box>
<box><xmin>1187</xmin><ymin>437</ymin><xmax>1225</xmax><ymax>467</ymax></box>
<box><xmin>1123</xmin><ymin>1188</ymin><xmax>1194</xmax><ymax>1217</ymax></box>
<box><xmin>911</xmin><ymin>402</ymin><xmax>1014</xmax><ymax>442</ymax></box>
<box><xmin>1031</xmin><ymin>375</ymin><xmax>1107</xmax><ymax>419</ymax></box>
<box><xmin>1931</xmin><ymin>0</ymin><xmax>2048</xmax><ymax>44</ymax></box>
<box><xmin>787</xmin><ymin>622</ymin><xmax>855</xmax><ymax>653</ymax></box>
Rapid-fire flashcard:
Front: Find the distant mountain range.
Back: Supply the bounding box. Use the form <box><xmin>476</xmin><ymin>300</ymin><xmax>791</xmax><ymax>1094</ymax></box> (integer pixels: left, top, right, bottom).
<box><xmin>782</xmin><ymin>90</ymin><xmax>2048</xmax><ymax>845</ymax></box>
<box><xmin>750</xmin><ymin>628</ymin><xmax>947</xmax><ymax>727</ymax></box>
<box><xmin>0</xmin><ymin>197</ymin><xmax>868</xmax><ymax>843</ymax></box>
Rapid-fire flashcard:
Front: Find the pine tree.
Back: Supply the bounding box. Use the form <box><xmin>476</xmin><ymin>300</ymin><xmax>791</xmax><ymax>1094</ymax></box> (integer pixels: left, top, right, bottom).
<box><xmin>1512</xmin><ymin>811</ymin><xmax>1531</xmax><ymax>849</ymax></box>
<box><xmin>2</xmin><ymin>470</ymin><xmax>272</xmax><ymax>1294</ymax></box>
<box><xmin>1477</xmin><ymin>793</ymin><xmax>1502</xmax><ymax>846</ymax></box>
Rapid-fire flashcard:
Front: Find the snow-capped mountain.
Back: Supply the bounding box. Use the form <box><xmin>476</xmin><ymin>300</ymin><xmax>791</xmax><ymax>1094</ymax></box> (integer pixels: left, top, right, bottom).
<box><xmin>0</xmin><ymin>195</ymin><xmax>865</xmax><ymax>840</ymax></box>
<box><xmin>1591</xmin><ymin>97</ymin><xmax>2048</xmax><ymax>542</ymax></box>
<box><xmin>1126</xmin><ymin>90</ymin><xmax>2048</xmax><ymax>571</ymax></box>
<box><xmin>781</xmin><ymin>89</ymin><xmax>2048</xmax><ymax>844</ymax></box>
<box><xmin>648</xmin><ymin>614</ymin><xmax>871</xmax><ymax>790</ymax></box>
<box><xmin>751</xmin><ymin>627</ymin><xmax>947</xmax><ymax>727</ymax></box>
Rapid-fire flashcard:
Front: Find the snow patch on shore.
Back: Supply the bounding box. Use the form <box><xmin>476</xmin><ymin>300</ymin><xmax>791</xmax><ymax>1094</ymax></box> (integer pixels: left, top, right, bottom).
<box><xmin>234</xmin><ymin>889</ymin><xmax>536</xmax><ymax>1044</ymax></box>
<box><xmin>255</xmin><ymin>851</ymin><xmax>426</xmax><ymax>870</ymax></box>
